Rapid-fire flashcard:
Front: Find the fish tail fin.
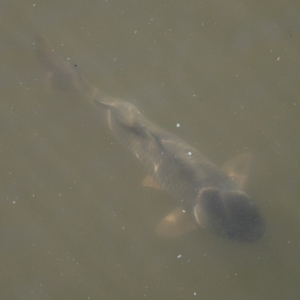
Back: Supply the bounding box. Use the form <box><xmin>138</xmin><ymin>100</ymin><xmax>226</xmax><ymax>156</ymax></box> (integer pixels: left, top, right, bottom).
<box><xmin>35</xmin><ymin>35</ymin><xmax>89</xmax><ymax>95</ymax></box>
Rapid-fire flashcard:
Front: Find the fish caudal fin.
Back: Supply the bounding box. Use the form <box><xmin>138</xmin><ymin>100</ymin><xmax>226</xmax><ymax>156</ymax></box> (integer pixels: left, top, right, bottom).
<box><xmin>35</xmin><ymin>35</ymin><xmax>84</xmax><ymax>93</ymax></box>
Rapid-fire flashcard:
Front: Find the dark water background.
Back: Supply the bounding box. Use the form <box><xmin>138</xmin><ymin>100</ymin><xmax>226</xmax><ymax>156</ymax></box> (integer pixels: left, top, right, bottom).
<box><xmin>1</xmin><ymin>1</ymin><xmax>300</xmax><ymax>299</ymax></box>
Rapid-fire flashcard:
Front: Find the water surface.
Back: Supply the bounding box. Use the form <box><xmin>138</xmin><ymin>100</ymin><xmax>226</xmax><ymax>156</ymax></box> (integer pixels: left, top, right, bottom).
<box><xmin>1</xmin><ymin>1</ymin><xmax>300</xmax><ymax>299</ymax></box>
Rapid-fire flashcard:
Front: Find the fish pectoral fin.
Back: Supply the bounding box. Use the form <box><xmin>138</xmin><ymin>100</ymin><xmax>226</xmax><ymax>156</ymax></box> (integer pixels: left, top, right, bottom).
<box><xmin>222</xmin><ymin>153</ymin><xmax>252</xmax><ymax>188</ymax></box>
<box><xmin>142</xmin><ymin>176</ymin><xmax>164</xmax><ymax>190</ymax></box>
<box><xmin>156</xmin><ymin>207</ymin><xmax>198</xmax><ymax>237</ymax></box>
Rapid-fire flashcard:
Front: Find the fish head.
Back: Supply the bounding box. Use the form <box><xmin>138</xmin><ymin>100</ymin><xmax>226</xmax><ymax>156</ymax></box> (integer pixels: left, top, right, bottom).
<box><xmin>194</xmin><ymin>187</ymin><xmax>265</xmax><ymax>242</ymax></box>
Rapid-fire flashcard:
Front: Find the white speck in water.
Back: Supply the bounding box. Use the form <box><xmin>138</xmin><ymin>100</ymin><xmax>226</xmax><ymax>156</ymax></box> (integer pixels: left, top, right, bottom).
<box><xmin>177</xmin><ymin>255</ymin><xmax>182</xmax><ymax>258</ymax></box>
<box><xmin>194</xmin><ymin>292</ymin><xmax>197</xmax><ymax>296</ymax></box>
<box><xmin>188</xmin><ymin>152</ymin><xmax>192</xmax><ymax>156</ymax></box>
<box><xmin>182</xmin><ymin>210</ymin><xmax>186</xmax><ymax>213</ymax></box>
<box><xmin>67</xmin><ymin>58</ymin><xmax>70</xmax><ymax>61</ymax></box>
<box><xmin>134</xmin><ymin>30</ymin><xmax>138</xmax><ymax>34</ymax></box>
<box><xmin>277</xmin><ymin>57</ymin><xmax>280</xmax><ymax>61</ymax></box>
<box><xmin>176</xmin><ymin>123</ymin><xmax>180</xmax><ymax>127</ymax></box>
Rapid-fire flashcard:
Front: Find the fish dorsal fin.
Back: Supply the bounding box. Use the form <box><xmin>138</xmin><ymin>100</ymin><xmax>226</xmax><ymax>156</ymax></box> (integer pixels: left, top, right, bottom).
<box><xmin>222</xmin><ymin>153</ymin><xmax>251</xmax><ymax>188</ymax></box>
<box><xmin>156</xmin><ymin>207</ymin><xmax>198</xmax><ymax>237</ymax></box>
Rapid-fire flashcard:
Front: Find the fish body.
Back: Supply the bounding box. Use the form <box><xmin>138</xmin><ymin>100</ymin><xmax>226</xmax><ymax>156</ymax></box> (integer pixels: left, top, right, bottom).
<box><xmin>36</xmin><ymin>36</ymin><xmax>265</xmax><ymax>242</ymax></box>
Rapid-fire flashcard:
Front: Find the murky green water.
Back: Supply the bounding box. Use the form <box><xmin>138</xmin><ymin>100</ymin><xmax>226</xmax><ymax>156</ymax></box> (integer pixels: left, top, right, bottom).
<box><xmin>1</xmin><ymin>1</ymin><xmax>300</xmax><ymax>299</ymax></box>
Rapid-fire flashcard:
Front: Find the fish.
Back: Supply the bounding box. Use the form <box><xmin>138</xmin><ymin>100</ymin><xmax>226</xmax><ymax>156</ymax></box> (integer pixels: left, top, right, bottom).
<box><xmin>35</xmin><ymin>35</ymin><xmax>265</xmax><ymax>242</ymax></box>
